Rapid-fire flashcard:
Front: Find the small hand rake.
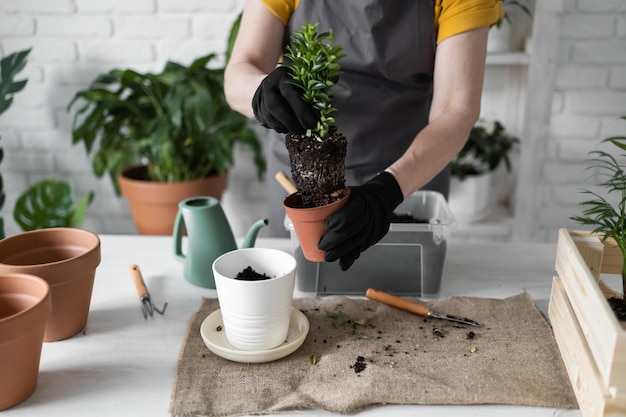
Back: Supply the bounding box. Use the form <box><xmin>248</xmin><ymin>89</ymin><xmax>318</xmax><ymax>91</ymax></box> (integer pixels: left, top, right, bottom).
<box><xmin>130</xmin><ymin>264</ymin><xmax>168</xmax><ymax>319</ymax></box>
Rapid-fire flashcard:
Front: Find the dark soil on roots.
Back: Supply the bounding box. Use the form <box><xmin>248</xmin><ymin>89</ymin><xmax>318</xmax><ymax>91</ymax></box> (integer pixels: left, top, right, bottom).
<box><xmin>285</xmin><ymin>132</ymin><xmax>347</xmax><ymax>208</ymax></box>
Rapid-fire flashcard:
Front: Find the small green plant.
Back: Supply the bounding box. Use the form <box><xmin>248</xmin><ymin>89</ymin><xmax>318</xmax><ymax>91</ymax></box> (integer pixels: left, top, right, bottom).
<box><xmin>0</xmin><ymin>48</ymin><xmax>31</xmax><ymax>239</ymax></box>
<box><xmin>281</xmin><ymin>22</ymin><xmax>348</xmax><ymax>208</ymax></box>
<box><xmin>284</xmin><ymin>22</ymin><xmax>345</xmax><ymax>140</ymax></box>
<box><xmin>571</xmin><ymin>120</ymin><xmax>626</xmax><ymax>303</ymax></box>
<box><xmin>451</xmin><ymin>119</ymin><xmax>519</xmax><ymax>180</ymax></box>
<box><xmin>13</xmin><ymin>179</ymin><xmax>94</xmax><ymax>231</ymax></box>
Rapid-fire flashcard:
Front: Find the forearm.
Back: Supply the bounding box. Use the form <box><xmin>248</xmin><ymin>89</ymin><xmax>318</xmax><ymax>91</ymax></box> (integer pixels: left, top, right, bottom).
<box><xmin>224</xmin><ymin>64</ymin><xmax>268</xmax><ymax>120</ymax></box>
<box><xmin>387</xmin><ymin>27</ymin><xmax>488</xmax><ymax>198</ymax></box>
<box><xmin>223</xmin><ymin>0</ymin><xmax>284</xmax><ymax>120</ymax></box>
<box><xmin>386</xmin><ymin>108</ymin><xmax>478</xmax><ymax>198</ymax></box>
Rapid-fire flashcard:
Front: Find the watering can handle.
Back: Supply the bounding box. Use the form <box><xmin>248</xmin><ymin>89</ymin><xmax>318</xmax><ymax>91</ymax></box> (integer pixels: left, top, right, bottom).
<box><xmin>173</xmin><ymin>209</ymin><xmax>186</xmax><ymax>262</ymax></box>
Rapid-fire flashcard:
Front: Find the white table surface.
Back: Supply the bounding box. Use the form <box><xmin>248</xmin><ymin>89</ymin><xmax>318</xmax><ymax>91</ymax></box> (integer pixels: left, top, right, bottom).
<box><xmin>4</xmin><ymin>234</ymin><xmax>581</xmax><ymax>417</ymax></box>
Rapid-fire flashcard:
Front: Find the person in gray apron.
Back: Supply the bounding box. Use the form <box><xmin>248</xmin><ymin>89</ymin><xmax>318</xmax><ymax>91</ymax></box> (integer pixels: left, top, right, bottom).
<box><xmin>225</xmin><ymin>0</ymin><xmax>502</xmax><ymax>270</ymax></box>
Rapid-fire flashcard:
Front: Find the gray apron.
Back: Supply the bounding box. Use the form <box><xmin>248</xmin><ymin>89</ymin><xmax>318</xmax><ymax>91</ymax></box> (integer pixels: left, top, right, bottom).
<box><xmin>266</xmin><ymin>0</ymin><xmax>450</xmax><ymax>236</ymax></box>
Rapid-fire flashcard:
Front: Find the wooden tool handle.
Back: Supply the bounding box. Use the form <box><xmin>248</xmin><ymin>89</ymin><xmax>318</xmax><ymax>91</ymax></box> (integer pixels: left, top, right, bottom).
<box><xmin>130</xmin><ymin>264</ymin><xmax>149</xmax><ymax>297</ymax></box>
<box><xmin>365</xmin><ymin>288</ymin><xmax>430</xmax><ymax>318</ymax></box>
<box><xmin>274</xmin><ymin>171</ymin><xmax>297</xmax><ymax>194</ymax></box>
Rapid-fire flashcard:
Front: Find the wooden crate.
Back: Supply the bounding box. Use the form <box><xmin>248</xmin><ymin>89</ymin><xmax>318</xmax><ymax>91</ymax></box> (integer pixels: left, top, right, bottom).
<box><xmin>550</xmin><ymin>229</ymin><xmax>626</xmax><ymax>417</ymax></box>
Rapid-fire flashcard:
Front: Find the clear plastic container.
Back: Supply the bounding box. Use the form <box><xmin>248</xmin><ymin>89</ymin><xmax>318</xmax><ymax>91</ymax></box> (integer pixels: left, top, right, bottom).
<box><xmin>285</xmin><ymin>190</ymin><xmax>456</xmax><ymax>299</ymax></box>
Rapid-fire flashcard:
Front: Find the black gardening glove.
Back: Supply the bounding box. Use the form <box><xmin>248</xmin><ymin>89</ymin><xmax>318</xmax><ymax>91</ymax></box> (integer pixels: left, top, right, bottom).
<box><xmin>318</xmin><ymin>172</ymin><xmax>404</xmax><ymax>271</ymax></box>
<box><xmin>252</xmin><ymin>66</ymin><xmax>318</xmax><ymax>134</ymax></box>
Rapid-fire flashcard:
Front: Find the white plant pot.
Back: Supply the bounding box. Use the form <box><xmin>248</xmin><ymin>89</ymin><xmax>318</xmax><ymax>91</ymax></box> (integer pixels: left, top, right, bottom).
<box><xmin>448</xmin><ymin>172</ymin><xmax>494</xmax><ymax>223</ymax></box>
<box><xmin>487</xmin><ymin>20</ymin><xmax>513</xmax><ymax>53</ymax></box>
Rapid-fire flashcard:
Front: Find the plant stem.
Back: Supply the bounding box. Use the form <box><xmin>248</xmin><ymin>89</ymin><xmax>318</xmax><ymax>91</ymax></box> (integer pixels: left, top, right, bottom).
<box><xmin>622</xmin><ymin>254</ymin><xmax>626</xmax><ymax>305</ymax></box>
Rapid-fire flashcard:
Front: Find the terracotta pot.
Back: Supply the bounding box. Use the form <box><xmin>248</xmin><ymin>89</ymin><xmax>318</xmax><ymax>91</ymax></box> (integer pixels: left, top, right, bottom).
<box><xmin>0</xmin><ymin>273</ymin><xmax>51</xmax><ymax>410</ymax></box>
<box><xmin>283</xmin><ymin>188</ymin><xmax>350</xmax><ymax>262</ymax></box>
<box><xmin>118</xmin><ymin>165</ymin><xmax>228</xmax><ymax>235</ymax></box>
<box><xmin>0</xmin><ymin>228</ymin><xmax>101</xmax><ymax>342</ymax></box>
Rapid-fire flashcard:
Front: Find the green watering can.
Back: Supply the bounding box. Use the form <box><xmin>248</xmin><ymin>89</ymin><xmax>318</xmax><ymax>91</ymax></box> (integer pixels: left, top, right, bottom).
<box><xmin>173</xmin><ymin>196</ymin><xmax>268</xmax><ymax>288</ymax></box>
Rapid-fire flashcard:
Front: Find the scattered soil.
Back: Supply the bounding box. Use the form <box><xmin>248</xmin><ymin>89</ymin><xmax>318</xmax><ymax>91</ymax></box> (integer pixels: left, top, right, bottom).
<box><xmin>608</xmin><ymin>297</ymin><xmax>626</xmax><ymax>321</ymax></box>
<box><xmin>285</xmin><ymin>132</ymin><xmax>347</xmax><ymax>208</ymax></box>
<box><xmin>350</xmin><ymin>355</ymin><xmax>367</xmax><ymax>373</ymax></box>
<box><xmin>235</xmin><ymin>266</ymin><xmax>271</xmax><ymax>281</ymax></box>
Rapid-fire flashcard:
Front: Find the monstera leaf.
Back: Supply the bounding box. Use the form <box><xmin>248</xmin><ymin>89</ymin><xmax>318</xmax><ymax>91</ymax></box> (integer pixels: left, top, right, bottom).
<box><xmin>14</xmin><ymin>179</ymin><xmax>94</xmax><ymax>231</ymax></box>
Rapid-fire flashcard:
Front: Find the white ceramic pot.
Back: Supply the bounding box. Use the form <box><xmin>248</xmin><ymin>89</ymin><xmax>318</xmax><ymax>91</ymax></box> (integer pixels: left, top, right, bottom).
<box><xmin>448</xmin><ymin>172</ymin><xmax>494</xmax><ymax>223</ymax></box>
<box><xmin>487</xmin><ymin>20</ymin><xmax>513</xmax><ymax>53</ymax></box>
<box><xmin>213</xmin><ymin>248</ymin><xmax>296</xmax><ymax>351</ymax></box>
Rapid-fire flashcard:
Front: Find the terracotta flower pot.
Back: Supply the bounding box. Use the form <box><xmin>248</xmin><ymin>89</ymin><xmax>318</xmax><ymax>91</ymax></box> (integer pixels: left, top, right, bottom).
<box><xmin>0</xmin><ymin>228</ymin><xmax>101</xmax><ymax>342</ymax></box>
<box><xmin>118</xmin><ymin>165</ymin><xmax>228</xmax><ymax>235</ymax></box>
<box><xmin>0</xmin><ymin>273</ymin><xmax>51</xmax><ymax>410</ymax></box>
<box><xmin>283</xmin><ymin>188</ymin><xmax>350</xmax><ymax>262</ymax></box>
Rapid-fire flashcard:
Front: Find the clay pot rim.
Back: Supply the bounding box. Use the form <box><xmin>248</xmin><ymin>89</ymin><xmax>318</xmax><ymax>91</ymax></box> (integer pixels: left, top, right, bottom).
<box><xmin>213</xmin><ymin>248</ymin><xmax>297</xmax><ymax>285</ymax></box>
<box><xmin>0</xmin><ymin>228</ymin><xmax>101</xmax><ymax>274</ymax></box>
<box><xmin>0</xmin><ymin>273</ymin><xmax>51</xmax><ymax>337</ymax></box>
<box><xmin>283</xmin><ymin>188</ymin><xmax>350</xmax><ymax>209</ymax></box>
<box><xmin>119</xmin><ymin>165</ymin><xmax>227</xmax><ymax>187</ymax></box>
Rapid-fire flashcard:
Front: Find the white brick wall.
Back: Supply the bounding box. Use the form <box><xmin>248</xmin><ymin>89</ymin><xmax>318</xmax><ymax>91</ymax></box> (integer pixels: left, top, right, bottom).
<box><xmin>1</xmin><ymin>0</ymin><xmax>625</xmax><ymax>244</ymax></box>
<box><xmin>529</xmin><ymin>0</ymin><xmax>626</xmax><ymax>242</ymax></box>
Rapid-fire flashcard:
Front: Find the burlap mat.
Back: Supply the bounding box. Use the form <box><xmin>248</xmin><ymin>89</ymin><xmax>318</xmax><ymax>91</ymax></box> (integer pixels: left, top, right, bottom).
<box><xmin>170</xmin><ymin>294</ymin><xmax>576</xmax><ymax>416</ymax></box>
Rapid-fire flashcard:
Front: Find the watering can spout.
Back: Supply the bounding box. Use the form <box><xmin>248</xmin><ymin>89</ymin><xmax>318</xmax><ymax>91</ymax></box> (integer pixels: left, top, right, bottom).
<box><xmin>241</xmin><ymin>218</ymin><xmax>269</xmax><ymax>249</ymax></box>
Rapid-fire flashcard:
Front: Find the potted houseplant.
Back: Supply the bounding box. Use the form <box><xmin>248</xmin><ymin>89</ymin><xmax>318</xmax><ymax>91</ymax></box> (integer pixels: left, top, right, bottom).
<box><xmin>549</xmin><ymin>120</ymin><xmax>626</xmax><ymax>417</ymax></box>
<box><xmin>488</xmin><ymin>0</ymin><xmax>532</xmax><ymax>53</ymax></box>
<box><xmin>0</xmin><ymin>48</ymin><xmax>30</xmax><ymax>240</ymax></box>
<box><xmin>448</xmin><ymin>118</ymin><xmax>519</xmax><ymax>222</ymax></box>
<box><xmin>67</xmin><ymin>19</ymin><xmax>265</xmax><ymax>235</ymax></box>
<box><xmin>281</xmin><ymin>22</ymin><xmax>350</xmax><ymax>261</ymax></box>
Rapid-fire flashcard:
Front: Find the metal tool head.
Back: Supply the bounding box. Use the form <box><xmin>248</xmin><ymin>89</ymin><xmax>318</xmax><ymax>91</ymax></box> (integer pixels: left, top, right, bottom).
<box><xmin>140</xmin><ymin>296</ymin><xmax>167</xmax><ymax>319</ymax></box>
<box><xmin>428</xmin><ymin>310</ymin><xmax>480</xmax><ymax>327</ymax></box>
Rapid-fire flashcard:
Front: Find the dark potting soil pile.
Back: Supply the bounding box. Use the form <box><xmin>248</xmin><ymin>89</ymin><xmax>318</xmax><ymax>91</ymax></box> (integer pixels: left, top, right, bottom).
<box><xmin>608</xmin><ymin>296</ymin><xmax>626</xmax><ymax>321</ymax></box>
<box><xmin>235</xmin><ymin>266</ymin><xmax>270</xmax><ymax>281</ymax></box>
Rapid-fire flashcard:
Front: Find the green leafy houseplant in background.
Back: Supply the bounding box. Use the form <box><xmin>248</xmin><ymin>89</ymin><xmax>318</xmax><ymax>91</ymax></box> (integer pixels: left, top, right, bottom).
<box><xmin>283</xmin><ymin>22</ymin><xmax>347</xmax><ymax>208</ymax></box>
<box><xmin>14</xmin><ymin>179</ymin><xmax>94</xmax><ymax>231</ymax></box>
<box><xmin>67</xmin><ymin>53</ymin><xmax>265</xmax><ymax>195</ymax></box>
<box><xmin>571</xmin><ymin>117</ymin><xmax>626</xmax><ymax>313</ymax></box>
<box><xmin>451</xmin><ymin>119</ymin><xmax>519</xmax><ymax>181</ymax></box>
<box><xmin>0</xmin><ymin>49</ymin><xmax>30</xmax><ymax>239</ymax></box>
<box><xmin>0</xmin><ymin>49</ymin><xmax>91</xmax><ymax>237</ymax></box>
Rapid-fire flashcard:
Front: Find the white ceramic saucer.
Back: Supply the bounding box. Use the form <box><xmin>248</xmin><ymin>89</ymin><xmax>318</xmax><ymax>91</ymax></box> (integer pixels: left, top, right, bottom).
<box><xmin>200</xmin><ymin>308</ymin><xmax>309</xmax><ymax>363</ymax></box>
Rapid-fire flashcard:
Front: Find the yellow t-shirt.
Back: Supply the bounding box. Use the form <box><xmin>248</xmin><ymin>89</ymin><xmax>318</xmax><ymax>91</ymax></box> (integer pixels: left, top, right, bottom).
<box><xmin>261</xmin><ymin>0</ymin><xmax>503</xmax><ymax>44</ymax></box>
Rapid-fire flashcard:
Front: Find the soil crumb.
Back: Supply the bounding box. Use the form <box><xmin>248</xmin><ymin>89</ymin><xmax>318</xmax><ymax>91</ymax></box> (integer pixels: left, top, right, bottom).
<box><xmin>350</xmin><ymin>356</ymin><xmax>367</xmax><ymax>373</ymax></box>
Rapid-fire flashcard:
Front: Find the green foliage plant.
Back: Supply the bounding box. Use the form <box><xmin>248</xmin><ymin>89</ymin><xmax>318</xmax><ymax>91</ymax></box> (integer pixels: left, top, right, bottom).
<box><xmin>14</xmin><ymin>179</ymin><xmax>94</xmax><ymax>231</ymax></box>
<box><xmin>0</xmin><ymin>48</ymin><xmax>31</xmax><ymax>239</ymax></box>
<box><xmin>571</xmin><ymin>118</ymin><xmax>626</xmax><ymax>302</ymax></box>
<box><xmin>451</xmin><ymin>119</ymin><xmax>519</xmax><ymax>181</ymax></box>
<box><xmin>284</xmin><ymin>22</ymin><xmax>345</xmax><ymax>140</ymax></box>
<box><xmin>68</xmin><ymin>53</ymin><xmax>265</xmax><ymax>195</ymax></box>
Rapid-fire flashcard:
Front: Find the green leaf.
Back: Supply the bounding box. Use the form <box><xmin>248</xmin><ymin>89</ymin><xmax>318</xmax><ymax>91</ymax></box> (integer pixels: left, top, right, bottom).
<box><xmin>0</xmin><ymin>48</ymin><xmax>31</xmax><ymax>117</ymax></box>
<box><xmin>13</xmin><ymin>179</ymin><xmax>94</xmax><ymax>231</ymax></box>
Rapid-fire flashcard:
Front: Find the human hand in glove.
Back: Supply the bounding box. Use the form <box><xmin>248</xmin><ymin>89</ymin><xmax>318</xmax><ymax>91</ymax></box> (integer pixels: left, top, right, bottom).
<box><xmin>252</xmin><ymin>66</ymin><xmax>318</xmax><ymax>134</ymax></box>
<box><xmin>318</xmin><ymin>172</ymin><xmax>404</xmax><ymax>271</ymax></box>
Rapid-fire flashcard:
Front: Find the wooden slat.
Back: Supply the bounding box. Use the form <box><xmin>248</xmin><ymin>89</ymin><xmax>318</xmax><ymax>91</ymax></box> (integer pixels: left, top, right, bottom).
<box><xmin>555</xmin><ymin>229</ymin><xmax>625</xmax><ymax>389</ymax></box>
<box><xmin>550</xmin><ymin>277</ymin><xmax>610</xmax><ymax>417</ymax></box>
<box><xmin>568</xmin><ymin>230</ymin><xmax>623</xmax><ymax>275</ymax></box>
